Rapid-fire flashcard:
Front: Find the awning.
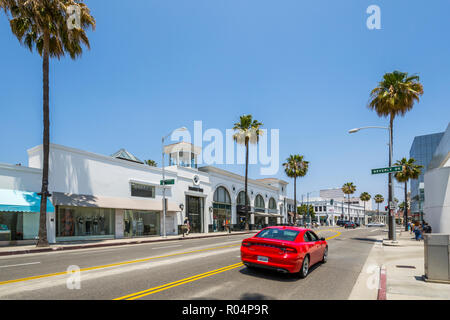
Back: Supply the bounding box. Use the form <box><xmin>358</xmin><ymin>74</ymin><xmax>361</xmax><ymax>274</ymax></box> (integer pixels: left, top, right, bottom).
<box><xmin>253</xmin><ymin>212</ymin><xmax>271</xmax><ymax>217</ymax></box>
<box><xmin>52</xmin><ymin>192</ymin><xmax>179</xmax><ymax>212</ymax></box>
<box><xmin>0</xmin><ymin>189</ymin><xmax>55</xmax><ymax>213</ymax></box>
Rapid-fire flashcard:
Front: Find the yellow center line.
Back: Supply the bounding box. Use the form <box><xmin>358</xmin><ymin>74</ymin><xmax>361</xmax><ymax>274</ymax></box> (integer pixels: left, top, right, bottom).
<box><xmin>114</xmin><ymin>262</ymin><xmax>244</xmax><ymax>300</ymax></box>
<box><xmin>0</xmin><ymin>244</ymin><xmax>240</xmax><ymax>286</ymax></box>
<box><xmin>114</xmin><ymin>229</ymin><xmax>343</xmax><ymax>300</ymax></box>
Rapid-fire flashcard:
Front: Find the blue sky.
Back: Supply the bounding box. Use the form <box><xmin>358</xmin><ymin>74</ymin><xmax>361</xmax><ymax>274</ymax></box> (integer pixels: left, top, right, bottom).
<box><xmin>1</xmin><ymin>0</ymin><xmax>449</xmax><ymax>207</ymax></box>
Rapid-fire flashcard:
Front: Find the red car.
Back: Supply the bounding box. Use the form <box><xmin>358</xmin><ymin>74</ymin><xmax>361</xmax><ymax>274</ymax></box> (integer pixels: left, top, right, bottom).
<box><xmin>241</xmin><ymin>226</ymin><xmax>328</xmax><ymax>278</ymax></box>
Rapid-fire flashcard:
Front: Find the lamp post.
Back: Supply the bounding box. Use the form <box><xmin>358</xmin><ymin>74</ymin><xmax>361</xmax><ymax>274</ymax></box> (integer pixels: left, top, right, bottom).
<box><xmin>349</xmin><ymin>125</ymin><xmax>396</xmax><ymax>241</ymax></box>
<box><xmin>162</xmin><ymin>127</ymin><xmax>187</xmax><ymax>238</ymax></box>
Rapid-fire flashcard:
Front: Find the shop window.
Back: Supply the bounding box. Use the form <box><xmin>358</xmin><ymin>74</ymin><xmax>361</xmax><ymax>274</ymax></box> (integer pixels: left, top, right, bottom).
<box><xmin>131</xmin><ymin>183</ymin><xmax>155</xmax><ymax>198</ymax></box>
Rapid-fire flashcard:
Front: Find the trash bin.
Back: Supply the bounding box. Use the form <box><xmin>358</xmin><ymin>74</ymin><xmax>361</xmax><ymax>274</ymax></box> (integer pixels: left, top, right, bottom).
<box><xmin>424</xmin><ymin>234</ymin><xmax>450</xmax><ymax>282</ymax></box>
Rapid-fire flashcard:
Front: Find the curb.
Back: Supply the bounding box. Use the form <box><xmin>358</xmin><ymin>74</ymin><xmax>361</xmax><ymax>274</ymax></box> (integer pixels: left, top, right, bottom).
<box><xmin>377</xmin><ymin>265</ymin><xmax>387</xmax><ymax>300</ymax></box>
<box><xmin>0</xmin><ymin>231</ymin><xmax>257</xmax><ymax>257</ymax></box>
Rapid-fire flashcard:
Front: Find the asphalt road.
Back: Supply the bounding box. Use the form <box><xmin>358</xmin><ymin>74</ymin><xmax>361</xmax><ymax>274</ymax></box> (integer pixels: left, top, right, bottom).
<box><xmin>0</xmin><ymin>227</ymin><xmax>384</xmax><ymax>300</ymax></box>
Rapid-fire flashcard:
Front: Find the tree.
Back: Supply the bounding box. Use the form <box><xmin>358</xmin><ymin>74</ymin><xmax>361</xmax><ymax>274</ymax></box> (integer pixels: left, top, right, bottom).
<box><xmin>283</xmin><ymin>155</ymin><xmax>309</xmax><ymax>224</ymax></box>
<box><xmin>368</xmin><ymin>70</ymin><xmax>423</xmax><ymax>238</ymax></box>
<box><xmin>1</xmin><ymin>0</ymin><xmax>95</xmax><ymax>247</ymax></box>
<box><xmin>360</xmin><ymin>192</ymin><xmax>371</xmax><ymax>225</ymax></box>
<box><xmin>297</xmin><ymin>204</ymin><xmax>315</xmax><ymax>222</ymax></box>
<box><xmin>145</xmin><ymin>159</ymin><xmax>157</xmax><ymax>167</ymax></box>
<box><xmin>342</xmin><ymin>182</ymin><xmax>356</xmax><ymax>221</ymax></box>
<box><xmin>374</xmin><ymin>194</ymin><xmax>384</xmax><ymax>221</ymax></box>
<box><xmin>394</xmin><ymin>157</ymin><xmax>423</xmax><ymax>231</ymax></box>
<box><xmin>233</xmin><ymin>115</ymin><xmax>263</xmax><ymax>231</ymax></box>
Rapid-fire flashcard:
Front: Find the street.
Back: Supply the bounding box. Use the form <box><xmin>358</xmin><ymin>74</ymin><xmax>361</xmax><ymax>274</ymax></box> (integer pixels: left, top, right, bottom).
<box><xmin>0</xmin><ymin>227</ymin><xmax>384</xmax><ymax>300</ymax></box>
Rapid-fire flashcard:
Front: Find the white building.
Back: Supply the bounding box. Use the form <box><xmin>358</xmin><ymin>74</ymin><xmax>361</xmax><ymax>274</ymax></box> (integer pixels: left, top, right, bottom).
<box><xmin>0</xmin><ymin>142</ymin><xmax>287</xmax><ymax>244</ymax></box>
<box><xmin>303</xmin><ymin>197</ymin><xmax>368</xmax><ymax>225</ymax></box>
<box><xmin>424</xmin><ymin>123</ymin><xmax>450</xmax><ymax>233</ymax></box>
<box><xmin>319</xmin><ymin>188</ymin><xmax>373</xmax><ymax>211</ymax></box>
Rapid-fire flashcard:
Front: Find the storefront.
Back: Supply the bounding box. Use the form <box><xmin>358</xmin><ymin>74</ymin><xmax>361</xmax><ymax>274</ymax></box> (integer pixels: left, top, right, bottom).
<box><xmin>253</xmin><ymin>213</ymin><xmax>267</xmax><ymax>230</ymax></box>
<box><xmin>123</xmin><ymin>210</ymin><xmax>160</xmax><ymax>237</ymax></box>
<box><xmin>186</xmin><ymin>195</ymin><xmax>204</xmax><ymax>233</ymax></box>
<box><xmin>212</xmin><ymin>187</ymin><xmax>231</xmax><ymax>232</ymax></box>
<box><xmin>0</xmin><ymin>189</ymin><xmax>54</xmax><ymax>243</ymax></box>
<box><xmin>56</xmin><ymin>206</ymin><xmax>115</xmax><ymax>240</ymax></box>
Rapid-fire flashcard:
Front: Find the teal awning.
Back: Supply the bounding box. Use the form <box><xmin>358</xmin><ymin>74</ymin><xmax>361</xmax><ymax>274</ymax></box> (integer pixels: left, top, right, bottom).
<box><xmin>0</xmin><ymin>189</ymin><xmax>55</xmax><ymax>213</ymax></box>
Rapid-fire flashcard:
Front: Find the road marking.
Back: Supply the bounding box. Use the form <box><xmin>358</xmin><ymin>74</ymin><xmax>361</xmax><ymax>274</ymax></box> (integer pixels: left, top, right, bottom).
<box><xmin>113</xmin><ymin>262</ymin><xmax>244</xmax><ymax>300</ymax></box>
<box><xmin>0</xmin><ymin>244</ymin><xmax>240</xmax><ymax>286</ymax></box>
<box><xmin>0</xmin><ymin>262</ymin><xmax>41</xmax><ymax>268</ymax></box>
<box><xmin>152</xmin><ymin>245</ymin><xmax>182</xmax><ymax>250</ymax></box>
<box><xmin>318</xmin><ymin>229</ymin><xmax>342</xmax><ymax>241</ymax></box>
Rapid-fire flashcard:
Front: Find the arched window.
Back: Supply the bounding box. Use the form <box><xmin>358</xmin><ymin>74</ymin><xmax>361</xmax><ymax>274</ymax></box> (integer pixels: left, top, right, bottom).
<box><xmin>269</xmin><ymin>198</ymin><xmax>277</xmax><ymax>210</ymax></box>
<box><xmin>237</xmin><ymin>191</ymin><xmax>249</xmax><ymax>206</ymax></box>
<box><xmin>213</xmin><ymin>187</ymin><xmax>231</xmax><ymax>204</ymax></box>
<box><xmin>255</xmin><ymin>195</ymin><xmax>265</xmax><ymax>209</ymax></box>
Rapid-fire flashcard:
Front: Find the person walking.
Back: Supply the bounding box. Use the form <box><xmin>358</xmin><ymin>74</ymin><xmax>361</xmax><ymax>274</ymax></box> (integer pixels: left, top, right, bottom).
<box><xmin>183</xmin><ymin>216</ymin><xmax>190</xmax><ymax>237</ymax></box>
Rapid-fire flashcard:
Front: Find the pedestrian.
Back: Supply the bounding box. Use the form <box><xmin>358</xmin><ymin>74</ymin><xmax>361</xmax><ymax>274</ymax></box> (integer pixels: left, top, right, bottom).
<box><xmin>183</xmin><ymin>216</ymin><xmax>190</xmax><ymax>236</ymax></box>
<box><xmin>414</xmin><ymin>224</ymin><xmax>422</xmax><ymax>241</ymax></box>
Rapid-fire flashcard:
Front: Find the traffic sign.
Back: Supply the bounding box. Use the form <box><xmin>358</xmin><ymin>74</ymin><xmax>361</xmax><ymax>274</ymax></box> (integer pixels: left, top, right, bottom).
<box><xmin>160</xmin><ymin>179</ymin><xmax>175</xmax><ymax>185</ymax></box>
<box><xmin>371</xmin><ymin>166</ymin><xmax>403</xmax><ymax>174</ymax></box>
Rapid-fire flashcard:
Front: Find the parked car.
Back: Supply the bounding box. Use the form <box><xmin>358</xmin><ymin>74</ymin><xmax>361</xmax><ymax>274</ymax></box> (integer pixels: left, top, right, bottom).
<box><xmin>366</xmin><ymin>223</ymin><xmax>386</xmax><ymax>227</ymax></box>
<box><xmin>344</xmin><ymin>221</ymin><xmax>356</xmax><ymax>229</ymax></box>
<box><xmin>336</xmin><ymin>220</ymin><xmax>346</xmax><ymax>226</ymax></box>
<box><xmin>241</xmin><ymin>226</ymin><xmax>328</xmax><ymax>278</ymax></box>
<box><xmin>354</xmin><ymin>222</ymin><xmax>360</xmax><ymax>227</ymax></box>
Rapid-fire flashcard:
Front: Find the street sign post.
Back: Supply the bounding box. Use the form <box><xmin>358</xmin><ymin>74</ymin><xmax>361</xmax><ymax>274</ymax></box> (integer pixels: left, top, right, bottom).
<box><xmin>160</xmin><ymin>179</ymin><xmax>175</xmax><ymax>185</ymax></box>
<box><xmin>371</xmin><ymin>166</ymin><xmax>403</xmax><ymax>175</ymax></box>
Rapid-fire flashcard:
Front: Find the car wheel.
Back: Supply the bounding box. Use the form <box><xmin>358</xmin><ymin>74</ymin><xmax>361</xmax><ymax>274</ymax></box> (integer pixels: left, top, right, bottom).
<box><xmin>298</xmin><ymin>255</ymin><xmax>309</xmax><ymax>279</ymax></box>
<box><xmin>322</xmin><ymin>246</ymin><xmax>328</xmax><ymax>263</ymax></box>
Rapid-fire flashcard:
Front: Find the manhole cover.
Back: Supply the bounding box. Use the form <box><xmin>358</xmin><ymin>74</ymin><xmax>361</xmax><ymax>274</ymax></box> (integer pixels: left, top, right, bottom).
<box><xmin>396</xmin><ymin>265</ymin><xmax>416</xmax><ymax>269</ymax></box>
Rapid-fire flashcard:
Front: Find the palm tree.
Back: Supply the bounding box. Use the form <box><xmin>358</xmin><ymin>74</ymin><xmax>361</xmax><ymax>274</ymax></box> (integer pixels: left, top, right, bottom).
<box><xmin>394</xmin><ymin>157</ymin><xmax>423</xmax><ymax>231</ymax></box>
<box><xmin>145</xmin><ymin>159</ymin><xmax>157</xmax><ymax>167</ymax></box>
<box><xmin>360</xmin><ymin>192</ymin><xmax>371</xmax><ymax>225</ymax></box>
<box><xmin>233</xmin><ymin>115</ymin><xmax>263</xmax><ymax>230</ymax></box>
<box><xmin>374</xmin><ymin>194</ymin><xmax>384</xmax><ymax>222</ymax></box>
<box><xmin>342</xmin><ymin>182</ymin><xmax>356</xmax><ymax>221</ymax></box>
<box><xmin>1</xmin><ymin>0</ymin><xmax>95</xmax><ymax>247</ymax></box>
<box><xmin>368</xmin><ymin>70</ymin><xmax>423</xmax><ymax>238</ymax></box>
<box><xmin>283</xmin><ymin>155</ymin><xmax>309</xmax><ymax>224</ymax></box>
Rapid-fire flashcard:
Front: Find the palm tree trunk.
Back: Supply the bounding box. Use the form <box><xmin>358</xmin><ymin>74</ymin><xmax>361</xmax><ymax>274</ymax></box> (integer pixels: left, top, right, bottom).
<box><xmin>293</xmin><ymin>176</ymin><xmax>297</xmax><ymax>225</ymax></box>
<box><xmin>404</xmin><ymin>181</ymin><xmax>408</xmax><ymax>231</ymax></box>
<box><xmin>244</xmin><ymin>139</ymin><xmax>249</xmax><ymax>231</ymax></box>
<box><xmin>363</xmin><ymin>201</ymin><xmax>366</xmax><ymax>226</ymax></box>
<box><xmin>347</xmin><ymin>194</ymin><xmax>350</xmax><ymax>221</ymax></box>
<box><xmin>37</xmin><ymin>30</ymin><xmax>50</xmax><ymax>247</ymax></box>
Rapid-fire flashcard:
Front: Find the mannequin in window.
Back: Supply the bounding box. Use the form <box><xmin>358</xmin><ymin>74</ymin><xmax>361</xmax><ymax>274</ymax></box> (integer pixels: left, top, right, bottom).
<box><xmin>77</xmin><ymin>216</ymin><xmax>84</xmax><ymax>236</ymax></box>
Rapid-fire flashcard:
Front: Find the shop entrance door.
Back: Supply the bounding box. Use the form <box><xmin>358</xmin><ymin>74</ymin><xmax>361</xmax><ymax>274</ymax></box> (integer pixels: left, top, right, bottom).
<box><xmin>187</xmin><ymin>196</ymin><xmax>203</xmax><ymax>233</ymax></box>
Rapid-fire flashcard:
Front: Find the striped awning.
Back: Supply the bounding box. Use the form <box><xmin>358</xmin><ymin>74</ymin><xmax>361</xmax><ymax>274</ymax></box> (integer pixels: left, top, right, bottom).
<box><xmin>0</xmin><ymin>189</ymin><xmax>55</xmax><ymax>213</ymax></box>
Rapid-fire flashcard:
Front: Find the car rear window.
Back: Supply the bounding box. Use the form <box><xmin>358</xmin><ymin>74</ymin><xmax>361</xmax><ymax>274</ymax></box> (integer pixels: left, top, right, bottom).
<box><xmin>255</xmin><ymin>228</ymin><xmax>299</xmax><ymax>242</ymax></box>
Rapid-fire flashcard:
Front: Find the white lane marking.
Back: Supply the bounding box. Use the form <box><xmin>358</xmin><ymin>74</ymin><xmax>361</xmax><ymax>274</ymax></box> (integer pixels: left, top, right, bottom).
<box><xmin>370</xmin><ymin>229</ymin><xmax>380</xmax><ymax>233</ymax></box>
<box><xmin>0</xmin><ymin>262</ymin><xmax>41</xmax><ymax>268</ymax></box>
<box><xmin>152</xmin><ymin>245</ymin><xmax>182</xmax><ymax>250</ymax></box>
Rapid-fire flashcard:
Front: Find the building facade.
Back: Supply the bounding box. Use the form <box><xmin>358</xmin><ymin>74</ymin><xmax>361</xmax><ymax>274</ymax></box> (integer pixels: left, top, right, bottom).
<box><xmin>424</xmin><ymin>123</ymin><xmax>450</xmax><ymax>233</ymax></box>
<box><xmin>409</xmin><ymin>131</ymin><xmax>444</xmax><ymax>218</ymax></box>
<box><xmin>0</xmin><ymin>142</ymin><xmax>287</xmax><ymax>245</ymax></box>
<box><xmin>303</xmin><ymin>197</ymin><xmax>368</xmax><ymax>225</ymax></box>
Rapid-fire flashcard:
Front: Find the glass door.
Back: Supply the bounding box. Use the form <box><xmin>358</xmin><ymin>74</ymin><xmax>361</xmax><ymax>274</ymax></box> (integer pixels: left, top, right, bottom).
<box><xmin>187</xmin><ymin>196</ymin><xmax>203</xmax><ymax>233</ymax></box>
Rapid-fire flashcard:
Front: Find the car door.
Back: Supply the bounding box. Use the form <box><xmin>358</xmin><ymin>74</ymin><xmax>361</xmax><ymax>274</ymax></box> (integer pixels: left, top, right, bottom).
<box><xmin>304</xmin><ymin>231</ymin><xmax>320</xmax><ymax>264</ymax></box>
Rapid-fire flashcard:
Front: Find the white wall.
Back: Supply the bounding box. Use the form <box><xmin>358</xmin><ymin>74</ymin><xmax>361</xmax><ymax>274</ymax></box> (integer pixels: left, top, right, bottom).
<box><xmin>424</xmin><ymin>167</ymin><xmax>450</xmax><ymax>233</ymax></box>
<box><xmin>0</xmin><ymin>163</ymin><xmax>42</xmax><ymax>192</ymax></box>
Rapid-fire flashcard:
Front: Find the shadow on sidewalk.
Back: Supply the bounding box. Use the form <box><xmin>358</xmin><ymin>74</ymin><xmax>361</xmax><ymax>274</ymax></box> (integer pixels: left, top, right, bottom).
<box><xmin>350</xmin><ymin>237</ymin><xmax>383</xmax><ymax>243</ymax></box>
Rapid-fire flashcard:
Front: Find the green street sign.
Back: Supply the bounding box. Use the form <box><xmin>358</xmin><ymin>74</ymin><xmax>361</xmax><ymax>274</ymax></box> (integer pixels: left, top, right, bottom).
<box><xmin>371</xmin><ymin>166</ymin><xmax>403</xmax><ymax>175</ymax></box>
<box><xmin>160</xmin><ymin>179</ymin><xmax>175</xmax><ymax>185</ymax></box>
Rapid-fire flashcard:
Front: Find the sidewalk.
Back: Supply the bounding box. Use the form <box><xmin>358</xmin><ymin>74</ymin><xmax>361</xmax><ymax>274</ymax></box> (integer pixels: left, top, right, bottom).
<box><xmin>0</xmin><ymin>230</ymin><xmax>257</xmax><ymax>257</ymax></box>
<box><xmin>349</xmin><ymin>228</ymin><xmax>450</xmax><ymax>300</ymax></box>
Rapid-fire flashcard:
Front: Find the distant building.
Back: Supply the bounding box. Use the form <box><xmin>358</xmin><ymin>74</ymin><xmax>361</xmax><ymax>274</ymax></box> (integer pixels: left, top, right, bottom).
<box><xmin>409</xmin><ymin>131</ymin><xmax>445</xmax><ymax>219</ymax></box>
<box><xmin>424</xmin><ymin>123</ymin><xmax>450</xmax><ymax>233</ymax></box>
<box><xmin>319</xmin><ymin>188</ymin><xmax>372</xmax><ymax>211</ymax></box>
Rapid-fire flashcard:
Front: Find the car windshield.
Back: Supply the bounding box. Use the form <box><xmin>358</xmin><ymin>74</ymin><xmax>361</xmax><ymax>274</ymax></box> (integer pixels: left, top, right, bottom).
<box><xmin>255</xmin><ymin>228</ymin><xmax>300</xmax><ymax>242</ymax></box>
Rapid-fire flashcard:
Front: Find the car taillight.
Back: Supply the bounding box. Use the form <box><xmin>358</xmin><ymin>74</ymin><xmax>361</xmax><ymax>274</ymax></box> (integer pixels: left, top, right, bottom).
<box><xmin>242</xmin><ymin>241</ymin><xmax>252</xmax><ymax>247</ymax></box>
<box><xmin>283</xmin><ymin>247</ymin><xmax>297</xmax><ymax>253</ymax></box>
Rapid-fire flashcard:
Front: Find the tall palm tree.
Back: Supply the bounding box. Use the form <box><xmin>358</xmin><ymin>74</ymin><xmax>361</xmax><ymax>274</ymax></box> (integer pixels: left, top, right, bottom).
<box><xmin>283</xmin><ymin>155</ymin><xmax>309</xmax><ymax>224</ymax></box>
<box><xmin>233</xmin><ymin>115</ymin><xmax>263</xmax><ymax>230</ymax></box>
<box><xmin>342</xmin><ymin>182</ymin><xmax>356</xmax><ymax>221</ymax></box>
<box><xmin>394</xmin><ymin>157</ymin><xmax>423</xmax><ymax>231</ymax></box>
<box><xmin>368</xmin><ymin>70</ymin><xmax>423</xmax><ymax>238</ymax></box>
<box><xmin>360</xmin><ymin>192</ymin><xmax>371</xmax><ymax>225</ymax></box>
<box><xmin>1</xmin><ymin>0</ymin><xmax>95</xmax><ymax>247</ymax></box>
<box><xmin>374</xmin><ymin>194</ymin><xmax>384</xmax><ymax>222</ymax></box>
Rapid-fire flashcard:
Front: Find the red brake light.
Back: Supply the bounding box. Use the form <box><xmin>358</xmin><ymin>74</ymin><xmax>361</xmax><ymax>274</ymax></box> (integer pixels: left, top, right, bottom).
<box><xmin>284</xmin><ymin>247</ymin><xmax>297</xmax><ymax>253</ymax></box>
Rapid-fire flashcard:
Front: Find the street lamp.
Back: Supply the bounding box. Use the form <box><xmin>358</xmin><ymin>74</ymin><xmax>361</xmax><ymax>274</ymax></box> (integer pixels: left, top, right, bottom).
<box><xmin>162</xmin><ymin>127</ymin><xmax>188</xmax><ymax>238</ymax></box>
<box><xmin>349</xmin><ymin>125</ymin><xmax>396</xmax><ymax>241</ymax></box>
